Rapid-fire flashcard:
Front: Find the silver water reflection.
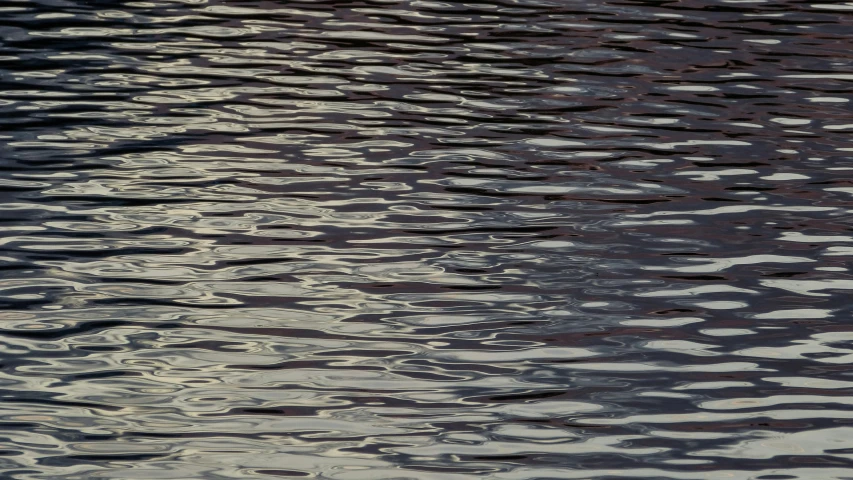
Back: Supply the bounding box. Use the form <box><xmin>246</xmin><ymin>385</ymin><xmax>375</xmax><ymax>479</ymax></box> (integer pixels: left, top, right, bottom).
<box><xmin>1</xmin><ymin>0</ymin><xmax>852</xmax><ymax>478</ymax></box>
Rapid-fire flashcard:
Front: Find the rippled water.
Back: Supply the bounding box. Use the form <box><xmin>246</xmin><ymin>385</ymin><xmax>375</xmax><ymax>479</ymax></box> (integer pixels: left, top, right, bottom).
<box><xmin>1</xmin><ymin>0</ymin><xmax>853</xmax><ymax>478</ymax></box>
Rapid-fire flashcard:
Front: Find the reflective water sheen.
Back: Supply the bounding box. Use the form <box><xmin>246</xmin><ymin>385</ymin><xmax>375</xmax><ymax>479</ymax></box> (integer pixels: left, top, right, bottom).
<box><xmin>1</xmin><ymin>0</ymin><xmax>852</xmax><ymax>478</ymax></box>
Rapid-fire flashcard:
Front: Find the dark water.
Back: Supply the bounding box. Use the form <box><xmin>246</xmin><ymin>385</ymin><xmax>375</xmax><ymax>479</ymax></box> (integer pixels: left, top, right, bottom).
<box><xmin>1</xmin><ymin>0</ymin><xmax>853</xmax><ymax>478</ymax></box>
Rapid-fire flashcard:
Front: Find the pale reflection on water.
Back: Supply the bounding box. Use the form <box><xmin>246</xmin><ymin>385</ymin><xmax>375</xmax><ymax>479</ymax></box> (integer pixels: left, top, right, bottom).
<box><xmin>1</xmin><ymin>0</ymin><xmax>852</xmax><ymax>478</ymax></box>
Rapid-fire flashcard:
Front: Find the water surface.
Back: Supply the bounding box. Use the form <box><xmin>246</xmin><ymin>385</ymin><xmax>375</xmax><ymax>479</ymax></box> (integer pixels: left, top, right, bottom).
<box><xmin>1</xmin><ymin>0</ymin><xmax>853</xmax><ymax>478</ymax></box>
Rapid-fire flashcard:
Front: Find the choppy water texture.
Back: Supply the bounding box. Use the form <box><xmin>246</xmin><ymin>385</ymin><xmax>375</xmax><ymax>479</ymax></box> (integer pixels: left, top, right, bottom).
<box><xmin>1</xmin><ymin>0</ymin><xmax>853</xmax><ymax>478</ymax></box>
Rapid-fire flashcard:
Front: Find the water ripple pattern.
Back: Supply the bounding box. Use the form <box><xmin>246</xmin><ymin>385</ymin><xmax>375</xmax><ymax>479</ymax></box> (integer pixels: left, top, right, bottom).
<box><xmin>1</xmin><ymin>0</ymin><xmax>852</xmax><ymax>478</ymax></box>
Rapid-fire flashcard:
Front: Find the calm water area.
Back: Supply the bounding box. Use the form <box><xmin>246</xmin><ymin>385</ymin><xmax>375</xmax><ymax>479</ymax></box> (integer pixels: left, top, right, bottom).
<box><xmin>0</xmin><ymin>0</ymin><xmax>852</xmax><ymax>478</ymax></box>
